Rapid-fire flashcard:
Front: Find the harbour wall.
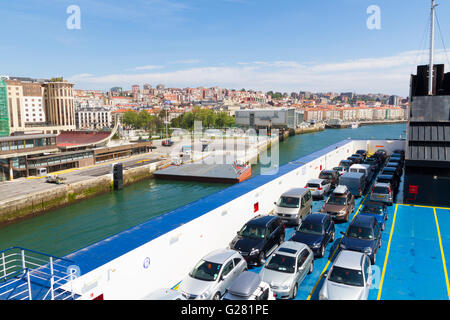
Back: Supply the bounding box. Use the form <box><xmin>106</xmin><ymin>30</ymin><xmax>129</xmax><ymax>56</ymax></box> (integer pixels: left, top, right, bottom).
<box><xmin>0</xmin><ymin>161</ymin><xmax>165</xmax><ymax>226</ymax></box>
<box><xmin>67</xmin><ymin>139</ymin><xmax>404</xmax><ymax>300</ymax></box>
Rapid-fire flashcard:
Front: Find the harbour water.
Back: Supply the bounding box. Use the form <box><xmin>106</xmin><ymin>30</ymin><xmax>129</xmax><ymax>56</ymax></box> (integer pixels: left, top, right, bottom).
<box><xmin>0</xmin><ymin>123</ymin><xmax>405</xmax><ymax>257</ymax></box>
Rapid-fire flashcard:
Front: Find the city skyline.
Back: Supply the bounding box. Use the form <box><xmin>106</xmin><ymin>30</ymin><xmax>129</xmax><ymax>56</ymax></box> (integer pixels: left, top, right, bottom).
<box><xmin>1</xmin><ymin>0</ymin><xmax>449</xmax><ymax>96</ymax></box>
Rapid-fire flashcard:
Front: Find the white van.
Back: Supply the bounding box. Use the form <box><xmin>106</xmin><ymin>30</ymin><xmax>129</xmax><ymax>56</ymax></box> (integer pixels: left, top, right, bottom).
<box><xmin>349</xmin><ymin>164</ymin><xmax>373</xmax><ymax>184</ymax></box>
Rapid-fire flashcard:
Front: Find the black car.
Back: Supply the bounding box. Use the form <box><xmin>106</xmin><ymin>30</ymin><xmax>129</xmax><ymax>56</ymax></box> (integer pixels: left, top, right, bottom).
<box><xmin>319</xmin><ymin>170</ymin><xmax>340</xmax><ymax>188</ymax></box>
<box><xmin>373</xmin><ymin>150</ymin><xmax>388</xmax><ymax>164</ymax></box>
<box><xmin>383</xmin><ymin>164</ymin><xmax>402</xmax><ymax>178</ymax></box>
<box><xmin>351</xmin><ymin>154</ymin><xmax>364</xmax><ymax>162</ymax></box>
<box><xmin>381</xmin><ymin>168</ymin><xmax>401</xmax><ymax>187</ymax></box>
<box><xmin>376</xmin><ymin>174</ymin><xmax>399</xmax><ymax>192</ymax></box>
<box><xmin>355</xmin><ymin>150</ymin><xmax>368</xmax><ymax>160</ymax></box>
<box><xmin>339</xmin><ymin>160</ymin><xmax>353</xmax><ymax>171</ymax></box>
<box><xmin>389</xmin><ymin>156</ymin><xmax>404</xmax><ymax>167</ymax></box>
<box><xmin>347</xmin><ymin>156</ymin><xmax>361</xmax><ymax>164</ymax></box>
<box><xmin>362</xmin><ymin>158</ymin><xmax>379</xmax><ymax>172</ymax></box>
<box><xmin>229</xmin><ymin>215</ymin><xmax>285</xmax><ymax>266</ymax></box>
<box><xmin>339</xmin><ymin>215</ymin><xmax>382</xmax><ymax>264</ymax></box>
<box><xmin>290</xmin><ymin>213</ymin><xmax>335</xmax><ymax>258</ymax></box>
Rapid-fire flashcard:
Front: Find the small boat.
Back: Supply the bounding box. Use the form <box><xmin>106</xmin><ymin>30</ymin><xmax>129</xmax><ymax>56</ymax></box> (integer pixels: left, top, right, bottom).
<box><xmin>350</xmin><ymin>122</ymin><xmax>359</xmax><ymax>129</ymax></box>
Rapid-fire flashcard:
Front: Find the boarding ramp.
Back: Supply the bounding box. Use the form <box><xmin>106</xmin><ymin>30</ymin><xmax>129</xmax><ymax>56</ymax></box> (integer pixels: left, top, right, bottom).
<box><xmin>0</xmin><ymin>247</ymin><xmax>80</xmax><ymax>300</ymax></box>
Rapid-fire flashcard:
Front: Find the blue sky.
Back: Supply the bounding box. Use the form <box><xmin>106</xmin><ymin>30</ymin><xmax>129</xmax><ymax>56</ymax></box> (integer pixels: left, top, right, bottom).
<box><xmin>1</xmin><ymin>0</ymin><xmax>449</xmax><ymax>96</ymax></box>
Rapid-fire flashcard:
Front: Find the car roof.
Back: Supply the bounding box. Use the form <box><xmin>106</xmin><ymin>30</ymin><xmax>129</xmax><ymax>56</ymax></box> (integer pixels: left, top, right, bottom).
<box><xmin>303</xmin><ymin>213</ymin><xmax>328</xmax><ymax>224</ymax></box>
<box><xmin>247</xmin><ymin>215</ymin><xmax>278</xmax><ymax>227</ymax></box>
<box><xmin>374</xmin><ymin>182</ymin><xmax>390</xmax><ymax>188</ymax></box>
<box><xmin>350</xmin><ymin>164</ymin><xmax>370</xmax><ymax>169</ymax></box>
<box><xmin>280</xmin><ymin>188</ymin><xmax>309</xmax><ymax>197</ymax></box>
<box><xmin>341</xmin><ymin>171</ymin><xmax>364</xmax><ymax>178</ymax></box>
<box><xmin>340</xmin><ymin>160</ymin><xmax>352</xmax><ymax>163</ymax></box>
<box><xmin>203</xmin><ymin>248</ymin><xmax>237</xmax><ymax>264</ymax></box>
<box><xmin>350</xmin><ymin>214</ymin><xmax>376</xmax><ymax>227</ymax></box>
<box><xmin>274</xmin><ymin>241</ymin><xmax>307</xmax><ymax>257</ymax></box>
<box><xmin>308</xmin><ymin>178</ymin><xmax>324</xmax><ymax>184</ymax></box>
<box><xmin>227</xmin><ymin>271</ymin><xmax>261</xmax><ymax>298</ymax></box>
<box><xmin>377</xmin><ymin>174</ymin><xmax>394</xmax><ymax>179</ymax></box>
<box><xmin>334</xmin><ymin>250</ymin><xmax>365</xmax><ymax>270</ymax></box>
<box><xmin>320</xmin><ymin>170</ymin><xmax>336</xmax><ymax>174</ymax></box>
<box><xmin>333</xmin><ymin>185</ymin><xmax>349</xmax><ymax>195</ymax></box>
<box><xmin>363</xmin><ymin>200</ymin><xmax>387</xmax><ymax>208</ymax></box>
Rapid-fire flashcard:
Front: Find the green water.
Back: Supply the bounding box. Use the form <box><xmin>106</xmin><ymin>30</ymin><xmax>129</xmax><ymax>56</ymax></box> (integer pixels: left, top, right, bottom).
<box><xmin>0</xmin><ymin>123</ymin><xmax>405</xmax><ymax>257</ymax></box>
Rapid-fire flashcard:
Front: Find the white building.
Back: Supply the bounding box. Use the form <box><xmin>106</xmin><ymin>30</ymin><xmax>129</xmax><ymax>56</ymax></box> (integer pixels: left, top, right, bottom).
<box><xmin>75</xmin><ymin>108</ymin><xmax>112</xmax><ymax>130</ymax></box>
<box><xmin>23</xmin><ymin>96</ymin><xmax>45</xmax><ymax>123</ymax></box>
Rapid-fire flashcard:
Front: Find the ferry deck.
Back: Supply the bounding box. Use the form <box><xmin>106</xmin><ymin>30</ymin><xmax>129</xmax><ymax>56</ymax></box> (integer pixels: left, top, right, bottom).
<box><xmin>1</xmin><ymin>138</ymin><xmax>449</xmax><ymax>300</ymax></box>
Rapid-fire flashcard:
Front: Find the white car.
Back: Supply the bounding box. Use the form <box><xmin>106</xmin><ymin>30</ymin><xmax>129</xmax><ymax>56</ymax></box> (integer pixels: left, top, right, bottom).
<box><xmin>179</xmin><ymin>249</ymin><xmax>247</xmax><ymax>300</ymax></box>
<box><xmin>222</xmin><ymin>271</ymin><xmax>276</xmax><ymax>300</ymax></box>
<box><xmin>306</xmin><ymin>178</ymin><xmax>331</xmax><ymax>200</ymax></box>
<box><xmin>319</xmin><ymin>250</ymin><xmax>372</xmax><ymax>300</ymax></box>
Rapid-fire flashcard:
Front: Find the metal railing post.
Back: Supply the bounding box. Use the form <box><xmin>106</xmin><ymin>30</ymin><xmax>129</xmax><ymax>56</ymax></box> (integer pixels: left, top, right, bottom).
<box><xmin>21</xmin><ymin>250</ymin><xmax>26</xmax><ymax>269</ymax></box>
<box><xmin>1</xmin><ymin>252</ymin><xmax>5</xmax><ymax>277</ymax></box>
<box><xmin>49</xmin><ymin>257</ymin><xmax>54</xmax><ymax>300</ymax></box>
<box><xmin>26</xmin><ymin>269</ymin><xmax>32</xmax><ymax>300</ymax></box>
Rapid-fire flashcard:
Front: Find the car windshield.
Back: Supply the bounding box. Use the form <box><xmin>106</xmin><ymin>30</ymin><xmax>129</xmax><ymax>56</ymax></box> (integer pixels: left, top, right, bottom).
<box><xmin>319</xmin><ymin>173</ymin><xmax>333</xmax><ymax>179</ymax></box>
<box><xmin>326</xmin><ymin>196</ymin><xmax>346</xmax><ymax>206</ymax></box>
<box><xmin>298</xmin><ymin>221</ymin><xmax>323</xmax><ymax>235</ymax></box>
<box><xmin>333</xmin><ymin>167</ymin><xmax>343</xmax><ymax>171</ymax></box>
<box><xmin>373</xmin><ymin>186</ymin><xmax>389</xmax><ymax>194</ymax></box>
<box><xmin>277</xmin><ymin>196</ymin><xmax>300</xmax><ymax>208</ymax></box>
<box><xmin>328</xmin><ymin>266</ymin><xmax>364</xmax><ymax>287</ymax></box>
<box><xmin>362</xmin><ymin>203</ymin><xmax>384</xmax><ymax>215</ymax></box>
<box><xmin>189</xmin><ymin>260</ymin><xmax>222</xmax><ymax>282</ymax></box>
<box><xmin>346</xmin><ymin>226</ymin><xmax>374</xmax><ymax>240</ymax></box>
<box><xmin>265</xmin><ymin>254</ymin><xmax>296</xmax><ymax>273</ymax></box>
<box><xmin>239</xmin><ymin>224</ymin><xmax>267</xmax><ymax>239</ymax></box>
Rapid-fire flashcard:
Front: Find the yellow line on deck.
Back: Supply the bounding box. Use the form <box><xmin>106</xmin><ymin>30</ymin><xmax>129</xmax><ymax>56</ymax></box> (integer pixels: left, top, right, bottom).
<box><xmin>306</xmin><ymin>188</ymin><xmax>370</xmax><ymax>300</ymax></box>
<box><xmin>399</xmin><ymin>203</ymin><xmax>450</xmax><ymax>211</ymax></box>
<box><xmin>433</xmin><ymin>208</ymin><xmax>450</xmax><ymax>300</ymax></box>
<box><xmin>377</xmin><ymin>204</ymin><xmax>398</xmax><ymax>300</ymax></box>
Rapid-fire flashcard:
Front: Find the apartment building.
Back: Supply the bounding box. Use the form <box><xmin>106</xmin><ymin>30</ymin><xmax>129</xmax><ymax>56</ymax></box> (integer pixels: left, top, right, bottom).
<box><xmin>75</xmin><ymin>108</ymin><xmax>112</xmax><ymax>130</ymax></box>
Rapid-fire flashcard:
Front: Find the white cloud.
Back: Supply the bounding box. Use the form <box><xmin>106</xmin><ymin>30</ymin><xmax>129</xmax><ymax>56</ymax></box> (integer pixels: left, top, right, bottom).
<box><xmin>71</xmin><ymin>50</ymin><xmax>450</xmax><ymax>96</ymax></box>
<box><xmin>170</xmin><ymin>59</ymin><xmax>201</xmax><ymax>64</ymax></box>
<box><xmin>133</xmin><ymin>65</ymin><xmax>165</xmax><ymax>71</ymax></box>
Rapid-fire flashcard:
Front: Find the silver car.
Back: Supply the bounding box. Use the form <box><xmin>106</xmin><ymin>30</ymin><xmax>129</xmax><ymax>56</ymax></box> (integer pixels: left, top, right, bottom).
<box><xmin>319</xmin><ymin>250</ymin><xmax>372</xmax><ymax>300</ymax></box>
<box><xmin>222</xmin><ymin>271</ymin><xmax>275</xmax><ymax>300</ymax></box>
<box><xmin>179</xmin><ymin>249</ymin><xmax>247</xmax><ymax>300</ymax></box>
<box><xmin>306</xmin><ymin>178</ymin><xmax>331</xmax><ymax>200</ymax></box>
<box><xmin>370</xmin><ymin>182</ymin><xmax>393</xmax><ymax>206</ymax></box>
<box><xmin>259</xmin><ymin>241</ymin><xmax>314</xmax><ymax>299</ymax></box>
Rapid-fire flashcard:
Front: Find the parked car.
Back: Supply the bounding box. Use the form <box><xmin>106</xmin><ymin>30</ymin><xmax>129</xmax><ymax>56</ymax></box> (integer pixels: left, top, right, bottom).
<box><xmin>347</xmin><ymin>156</ymin><xmax>362</xmax><ymax>164</ymax></box>
<box><xmin>259</xmin><ymin>241</ymin><xmax>314</xmax><ymax>299</ymax></box>
<box><xmin>229</xmin><ymin>215</ymin><xmax>286</xmax><ymax>266</ymax></box>
<box><xmin>376</xmin><ymin>174</ymin><xmax>399</xmax><ymax>193</ymax></box>
<box><xmin>179</xmin><ymin>249</ymin><xmax>248</xmax><ymax>300</ymax></box>
<box><xmin>392</xmin><ymin>151</ymin><xmax>405</xmax><ymax>162</ymax></box>
<box><xmin>370</xmin><ymin>182</ymin><xmax>394</xmax><ymax>206</ymax></box>
<box><xmin>373</xmin><ymin>149</ymin><xmax>388</xmax><ymax>163</ymax></box>
<box><xmin>318</xmin><ymin>170</ymin><xmax>340</xmax><ymax>188</ymax></box>
<box><xmin>274</xmin><ymin>188</ymin><xmax>313</xmax><ymax>226</ymax></box>
<box><xmin>142</xmin><ymin>288</ymin><xmax>187</xmax><ymax>300</ymax></box>
<box><xmin>359</xmin><ymin>201</ymin><xmax>388</xmax><ymax>231</ymax></box>
<box><xmin>320</xmin><ymin>185</ymin><xmax>355</xmax><ymax>222</ymax></box>
<box><xmin>306</xmin><ymin>178</ymin><xmax>331</xmax><ymax>200</ymax></box>
<box><xmin>364</xmin><ymin>156</ymin><xmax>382</xmax><ymax>169</ymax></box>
<box><xmin>319</xmin><ymin>250</ymin><xmax>372</xmax><ymax>300</ymax></box>
<box><xmin>339</xmin><ymin>160</ymin><xmax>353</xmax><ymax>172</ymax></box>
<box><xmin>339</xmin><ymin>172</ymin><xmax>366</xmax><ymax>197</ymax></box>
<box><xmin>349</xmin><ymin>164</ymin><xmax>373</xmax><ymax>184</ymax></box>
<box><xmin>339</xmin><ymin>215</ymin><xmax>382</xmax><ymax>264</ymax></box>
<box><xmin>381</xmin><ymin>167</ymin><xmax>401</xmax><ymax>183</ymax></box>
<box><xmin>290</xmin><ymin>213</ymin><xmax>335</xmax><ymax>257</ymax></box>
<box><xmin>332</xmin><ymin>166</ymin><xmax>346</xmax><ymax>176</ymax></box>
<box><xmin>351</xmin><ymin>154</ymin><xmax>364</xmax><ymax>163</ymax></box>
<box><xmin>222</xmin><ymin>271</ymin><xmax>275</xmax><ymax>300</ymax></box>
<box><xmin>355</xmin><ymin>150</ymin><xmax>368</xmax><ymax>160</ymax></box>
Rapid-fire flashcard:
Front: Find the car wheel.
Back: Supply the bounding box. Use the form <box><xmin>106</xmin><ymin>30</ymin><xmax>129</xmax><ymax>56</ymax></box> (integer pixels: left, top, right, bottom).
<box><xmin>308</xmin><ymin>260</ymin><xmax>314</xmax><ymax>274</ymax></box>
<box><xmin>291</xmin><ymin>283</ymin><xmax>298</xmax><ymax>299</ymax></box>
<box><xmin>213</xmin><ymin>292</ymin><xmax>221</xmax><ymax>300</ymax></box>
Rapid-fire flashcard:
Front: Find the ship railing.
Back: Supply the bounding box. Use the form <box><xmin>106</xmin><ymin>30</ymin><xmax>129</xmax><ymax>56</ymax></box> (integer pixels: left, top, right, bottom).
<box><xmin>0</xmin><ymin>247</ymin><xmax>78</xmax><ymax>300</ymax></box>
